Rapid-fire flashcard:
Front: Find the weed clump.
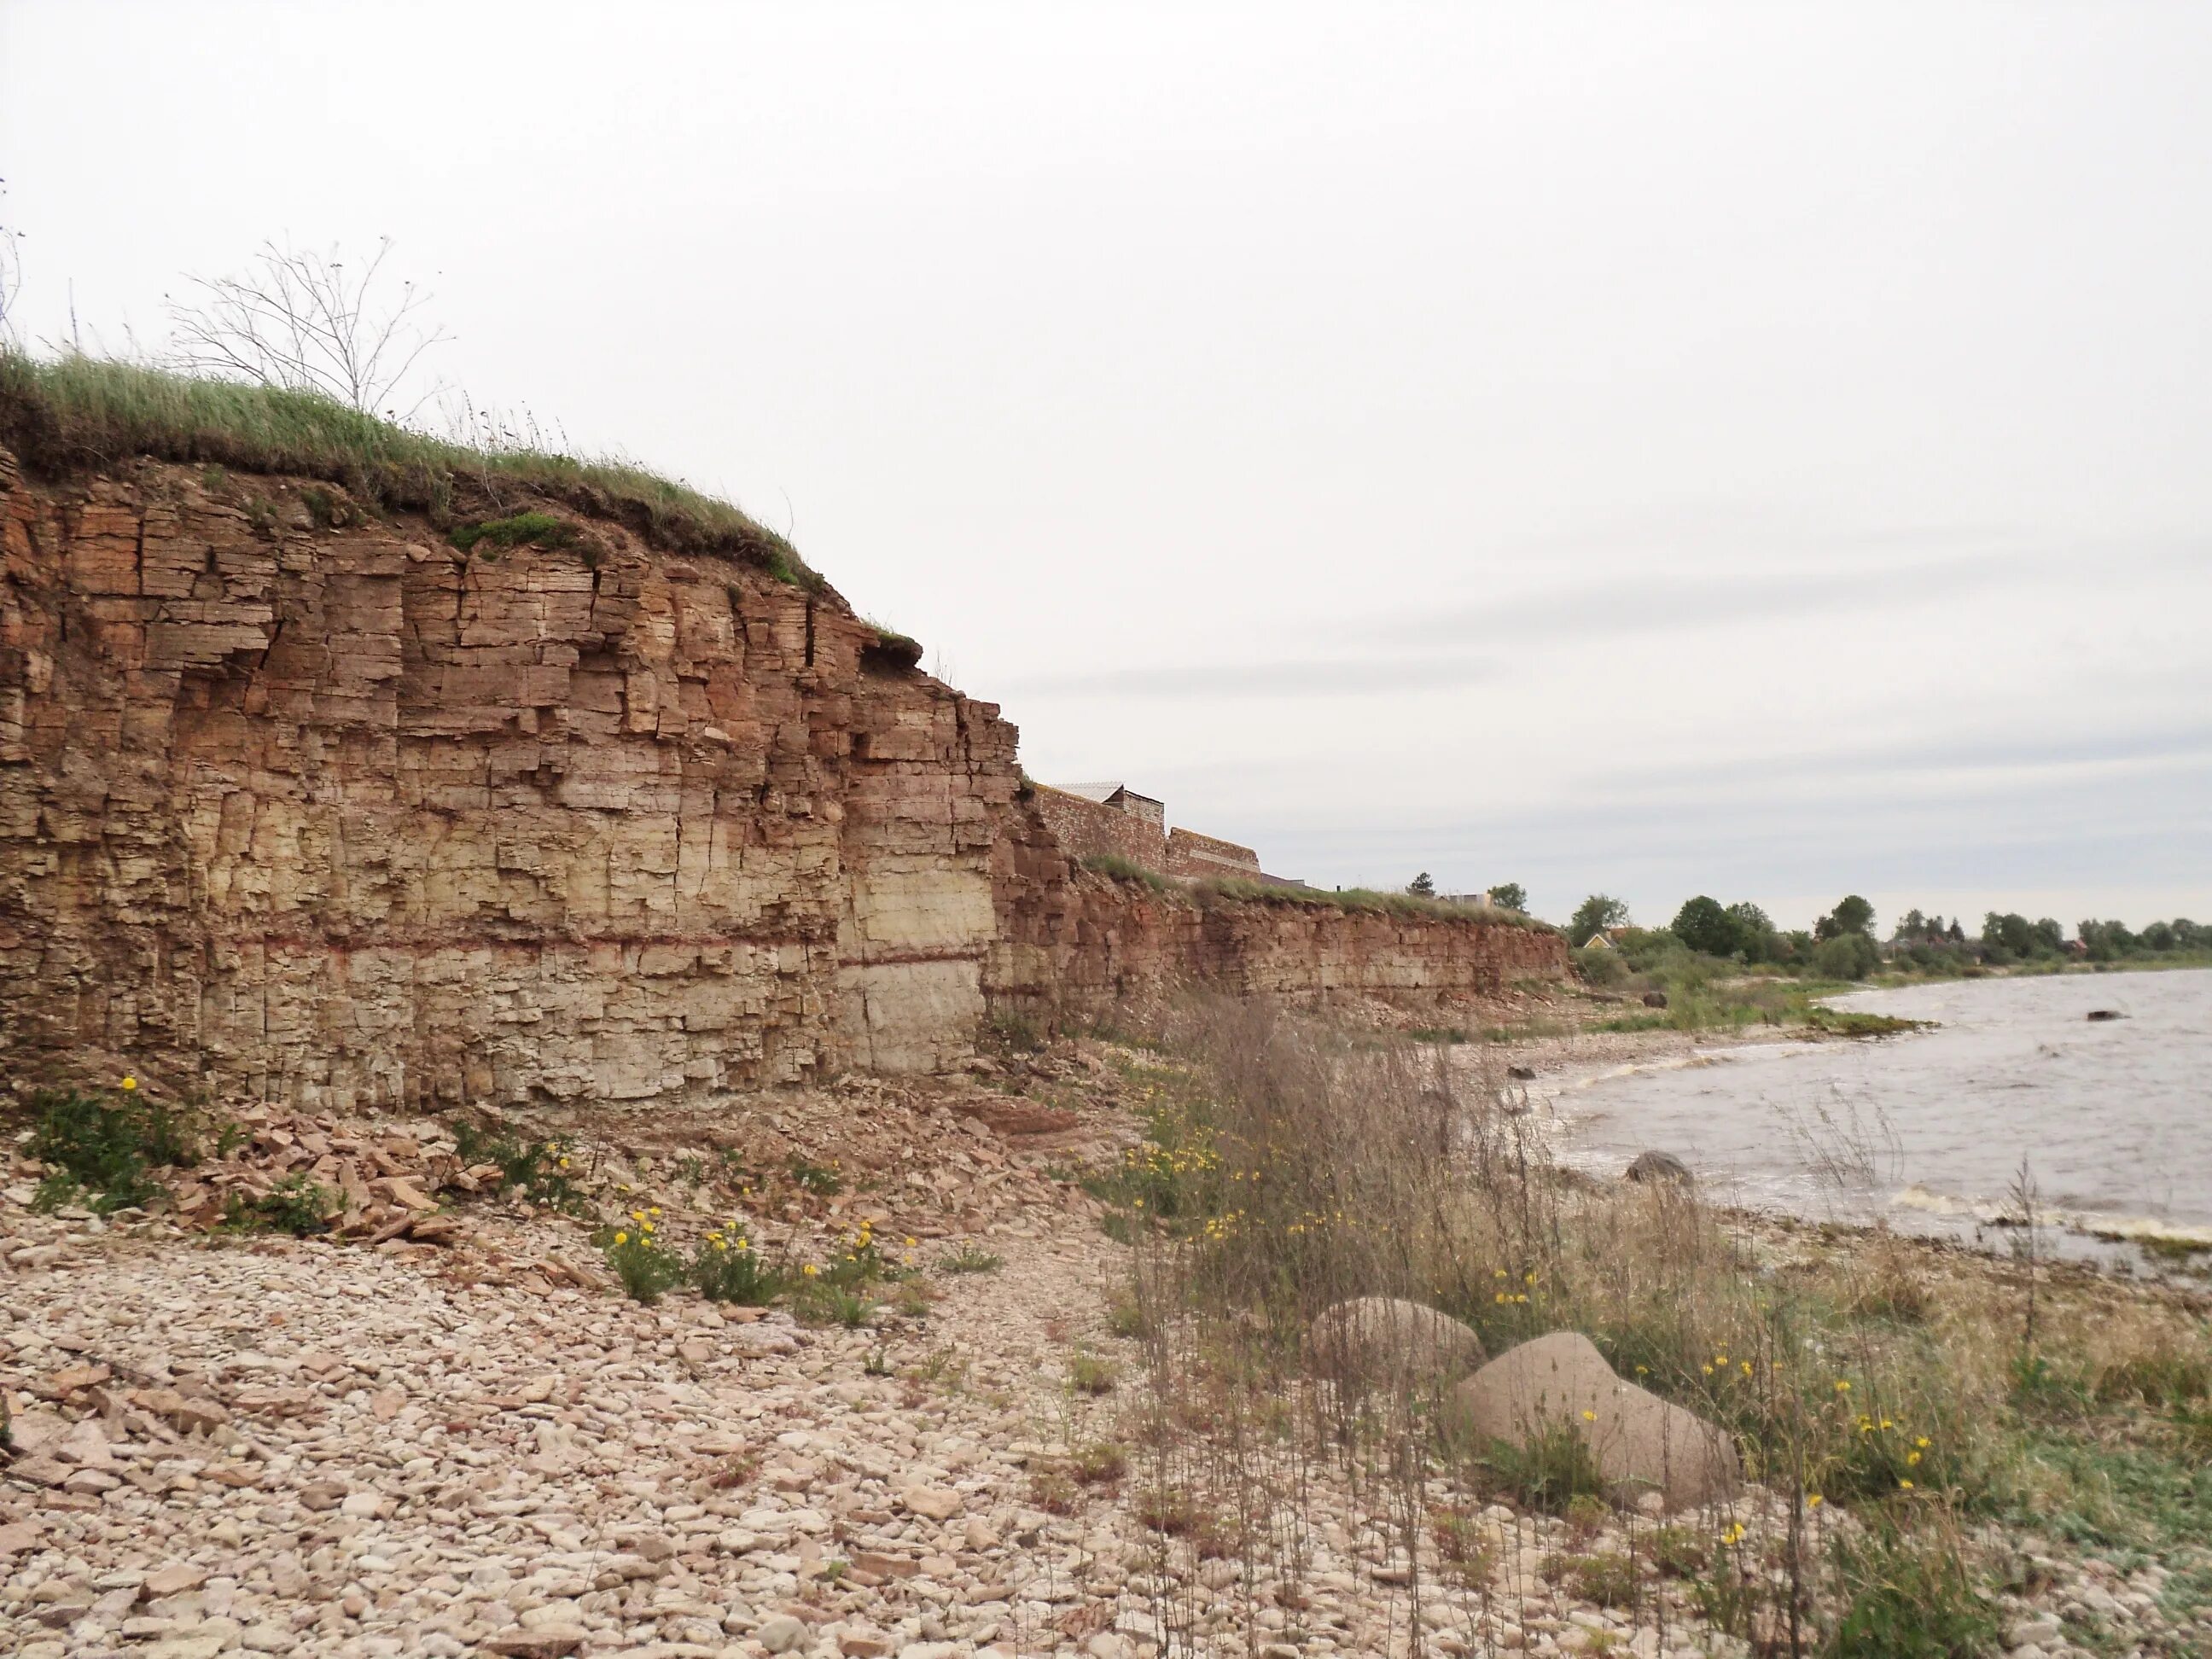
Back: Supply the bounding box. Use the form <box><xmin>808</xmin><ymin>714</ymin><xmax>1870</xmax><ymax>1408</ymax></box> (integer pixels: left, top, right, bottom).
<box><xmin>26</xmin><ymin>1079</ymin><xmax>201</xmax><ymax>1214</ymax></box>
<box><xmin>449</xmin><ymin>510</ymin><xmax>576</xmax><ymax>554</ymax></box>
<box><xmin>450</xmin><ymin>1117</ymin><xmax>588</xmax><ymax>1214</ymax></box>
<box><xmin>940</xmin><ymin>1243</ymin><xmax>1004</xmax><ymax>1275</ymax></box>
<box><xmin>598</xmin><ymin>1212</ymin><xmax>685</xmax><ymax>1304</ymax></box>
<box><xmin>690</xmin><ymin>1230</ymin><xmax>789</xmax><ymax>1305</ymax></box>
<box><xmin>219</xmin><ymin>1173</ymin><xmax>336</xmax><ymax>1236</ymax></box>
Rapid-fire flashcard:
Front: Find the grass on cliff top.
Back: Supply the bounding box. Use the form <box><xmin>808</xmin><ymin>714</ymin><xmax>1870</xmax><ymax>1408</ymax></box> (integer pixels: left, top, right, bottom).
<box><xmin>0</xmin><ymin>351</ymin><xmax>821</xmax><ymax>589</ymax></box>
<box><xmin>1077</xmin><ymin>854</ymin><xmax>1555</xmax><ymax>930</ymax></box>
<box><xmin>1196</xmin><ymin>873</ymin><xmax>1557</xmax><ymax>931</ymax></box>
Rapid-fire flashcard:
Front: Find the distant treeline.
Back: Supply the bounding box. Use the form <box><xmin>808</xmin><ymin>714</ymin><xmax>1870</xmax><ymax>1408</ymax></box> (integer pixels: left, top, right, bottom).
<box><xmin>1563</xmin><ymin>891</ymin><xmax>2208</xmax><ymax>984</ymax></box>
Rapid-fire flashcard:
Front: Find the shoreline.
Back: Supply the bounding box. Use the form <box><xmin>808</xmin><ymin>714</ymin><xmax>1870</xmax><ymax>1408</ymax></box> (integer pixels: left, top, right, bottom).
<box><xmin>1478</xmin><ymin>1010</ymin><xmax>2212</xmax><ymax>1279</ymax></box>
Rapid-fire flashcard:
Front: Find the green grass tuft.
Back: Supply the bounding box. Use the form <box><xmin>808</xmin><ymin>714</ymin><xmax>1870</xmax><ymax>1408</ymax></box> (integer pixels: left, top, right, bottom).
<box><xmin>450</xmin><ymin>509</ymin><xmax>576</xmax><ymax>554</ymax></box>
<box><xmin>0</xmin><ymin>351</ymin><xmax>821</xmax><ymax>588</ymax></box>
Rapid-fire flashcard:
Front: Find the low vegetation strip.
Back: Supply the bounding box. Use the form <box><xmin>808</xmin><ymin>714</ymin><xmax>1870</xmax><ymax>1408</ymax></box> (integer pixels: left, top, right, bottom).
<box><xmin>1080</xmin><ymin>854</ymin><xmax>1557</xmax><ymax>932</ymax></box>
<box><xmin>0</xmin><ymin>351</ymin><xmax>821</xmax><ymax>588</ymax></box>
<box><xmin>1086</xmin><ymin>995</ymin><xmax>2212</xmax><ymax>1655</ymax></box>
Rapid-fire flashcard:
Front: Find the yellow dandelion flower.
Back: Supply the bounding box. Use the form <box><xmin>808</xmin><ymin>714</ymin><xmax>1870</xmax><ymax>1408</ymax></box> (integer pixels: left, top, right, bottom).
<box><xmin>1899</xmin><ymin>1479</ymin><xmax>1914</xmax><ymax>1491</ymax></box>
<box><xmin>1835</xmin><ymin>1379</ymin><xmax>1851</xmax><ymax>1393</ymax></box>
<box><xmin>802</xmin><ymin>1264</ymin><xmax>819</xmax><ymax>1277</ymax></box>
<box><xmin>120</xmin><ymin>1075</ymin><xmax>137</xmax><ymax>1091</ymax></box>
<box><xmin>1581</xmin><ymin>1410</ymin><xmax>1596</xmax><ymax>1422</ymax></box>
<box><xmin>557</xmin><ymin>1155</ymin><xmax>571</xmax><ymax>1168</ymax></box>
<box><xmin>1906</xmin><ymin>1450</ymin><xmax>1921</xmax><ymax>1466</ymax></box>
<box><xmin>614</xmin><ymin>1231</ymin><xmax>629</xmax><ymax>1245</ymax></box>
<box><xmin>1915</xmin><ymin>1436</ymin><xmax>1930</xmax><ymax>1449</ymax></box>
<box><xmin>1807</xmin><ymin>1493</ymin><xmax>1823</xmax><ymax>1508</ymax></box>
<box><xmin>1703</xmin><ymin>1364</ymin><xmax>1714</xmax><ymax>1376</ymax></box>
<box><xmin>905</xmin><ymin>1237</ymin><xmax>917</xmax><ymax>1248</ymax></box>
<box><xmin>1880</xmin><ymin>1418</ymin><xmax>1893</xmax><ymax>1430</ymax></box>
<box><xmin>649</xmin><ymin>1206</ymin><xmax>662</xmax><ymax>1216</ymax></box>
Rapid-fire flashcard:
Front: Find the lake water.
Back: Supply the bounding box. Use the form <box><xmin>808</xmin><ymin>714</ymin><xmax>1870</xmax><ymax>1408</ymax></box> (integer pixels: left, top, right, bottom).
<box><xmin>1545</xmin><ymin>969</ymin><xmax>2212</xmax><ymax>1261</ymax></box>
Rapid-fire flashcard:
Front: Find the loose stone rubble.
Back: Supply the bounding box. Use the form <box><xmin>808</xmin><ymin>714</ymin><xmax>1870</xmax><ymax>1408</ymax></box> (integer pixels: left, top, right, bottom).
<box><xmin>1</xmin><ymin>1062</ymin><xmax>2184</xmax><ymax>1658</ymax></box>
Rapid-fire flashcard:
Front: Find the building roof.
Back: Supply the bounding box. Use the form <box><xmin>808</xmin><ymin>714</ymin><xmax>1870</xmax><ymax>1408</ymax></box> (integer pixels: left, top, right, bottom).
<box><xmin>1057</xmin><ymin>781</ymin><xmax>1163</xmax><ymax>807</ymax></box>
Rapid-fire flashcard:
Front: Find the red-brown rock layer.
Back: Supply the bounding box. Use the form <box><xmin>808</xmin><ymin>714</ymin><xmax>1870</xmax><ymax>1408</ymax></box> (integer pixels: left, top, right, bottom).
<box><xmin>0</xmin><ymin>449</ymin><xmax>1563</xmax><ymax>1106</ymax></box>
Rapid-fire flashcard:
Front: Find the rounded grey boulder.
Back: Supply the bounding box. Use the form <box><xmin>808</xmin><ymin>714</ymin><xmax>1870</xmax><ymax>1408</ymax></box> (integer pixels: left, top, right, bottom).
<box><xmin>1305</xmin><ymin>1295</ymin><xmax>1487</xmax><ymax>1384</ymax></box>
<box><xmin>1446</xmin><ymin>1331</ymin><xmax>1739</xmax><ymax>1512</ymax></box>
<box><xmin>1625</xmin><ymin>1150</ymin><xmax>1694</xmax><ymax>1186</ymax></box>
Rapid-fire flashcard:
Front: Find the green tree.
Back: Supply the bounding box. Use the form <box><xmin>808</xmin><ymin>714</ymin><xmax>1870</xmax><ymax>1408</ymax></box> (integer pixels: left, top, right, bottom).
<box><xmin>1981</xmin><ymin>912</ymin><xmax>2041</xmax><ymax>962</ymax></box>
<box><xmin>1671</xmin><ymin>895</ymin><xmax>1737</xmax><ymax>958</ymax></box>
<box><xmin>1569</xmin><ymin>894</ymin><xmax>1629</xmax><ymax>945</ymax></box>
<box><xmin>1815</xmin><ymin>894</ymin><xmax>1876</xmax><ymax>941</ymax></box>
<box><xmin>1406</xmin><ymin>871</ymin><xmax>1435</xmax><ymax>898</ymax></box>
<box><xmin>1487</xmin><ymin>882</ymin><xmax>1528</xmax><ymax>912</ymax></box>
<box><xmin>1725</xmin><ymin>900</ymin><xmax>1776</xmax><ymax>961</ymax></box>
<box><xmin>1812</xmin><ymin>932</ymin><xmax>1879</xmax><ymax>980</ymax></box>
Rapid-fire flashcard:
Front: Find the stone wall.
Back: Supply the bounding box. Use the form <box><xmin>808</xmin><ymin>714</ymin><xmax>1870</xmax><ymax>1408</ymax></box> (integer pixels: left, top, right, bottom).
<box><xmin>1030</xmin><ymin>784</ymin><xmax>1264</xmax><ymax>882</ymax></box>
<box><xmin>0</xmin><ymin>451</ymin><xmax>1015</xmax><ymax>1107</ymax></box>
<box><xmin>1028</xmin><ymin>783</ymin><xmax>1160</xmax><ymax>870</ymax></box>
<box><xmin>1162</xmin><ymin>825</ymin><xmax>1262</xmax><ymax>882</ymax></box>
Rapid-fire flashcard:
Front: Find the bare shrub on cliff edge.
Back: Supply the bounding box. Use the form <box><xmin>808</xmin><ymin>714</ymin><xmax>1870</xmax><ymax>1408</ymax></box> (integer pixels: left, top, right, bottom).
<box><xmin>166</xmin><ymin>237</ymin><xmax>451</xmax><ymax>418</ymax></box>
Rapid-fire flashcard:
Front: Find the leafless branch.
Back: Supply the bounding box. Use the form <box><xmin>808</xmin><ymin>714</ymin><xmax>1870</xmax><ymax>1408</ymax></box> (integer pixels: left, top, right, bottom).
<box><xmin>166</xmin><ymin>237</ymin><xmax>451</xmax><ymax>416</ymax></box>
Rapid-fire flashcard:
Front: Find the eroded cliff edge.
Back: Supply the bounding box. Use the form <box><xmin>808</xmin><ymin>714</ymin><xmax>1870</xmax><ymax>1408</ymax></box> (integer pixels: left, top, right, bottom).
<box><xmin>0</xmin><ymin>447</ymin><xmax>1564</xmax><ymax>1108</ymax></box>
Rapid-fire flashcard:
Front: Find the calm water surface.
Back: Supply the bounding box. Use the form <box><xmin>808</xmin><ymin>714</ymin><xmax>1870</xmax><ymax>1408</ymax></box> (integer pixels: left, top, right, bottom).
<box><xmin>1549</xmin><ymin>969</ymin><xmax>2212</xmax><ymax>1255</ymax></box>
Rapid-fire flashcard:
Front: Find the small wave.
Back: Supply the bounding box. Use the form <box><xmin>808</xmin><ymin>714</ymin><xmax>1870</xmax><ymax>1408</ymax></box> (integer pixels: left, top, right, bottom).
<box><xmin>1891</xmin><ymin>1184</ymin><xmax>2009</xmax><ymax>1224</ymax></box>
<box><xmin>1890</xmin><ymin>1184</ymin><xmax>2212</xmax><ymax>1247</ymax></box>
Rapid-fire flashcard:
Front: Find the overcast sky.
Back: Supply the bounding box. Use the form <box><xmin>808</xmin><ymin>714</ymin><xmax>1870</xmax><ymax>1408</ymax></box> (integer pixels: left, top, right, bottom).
<box><xmin>5</xmin><ymin>3</ymin><xmax>2208</xmax><ymax>931</ymax></box>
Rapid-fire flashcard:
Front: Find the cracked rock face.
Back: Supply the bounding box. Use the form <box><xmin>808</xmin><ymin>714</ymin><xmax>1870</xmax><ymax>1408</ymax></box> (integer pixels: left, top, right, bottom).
<box><xmin>0</xmin><ymin>453</ymin><xmax>1017</xmax><ymax>1106</ymax></box>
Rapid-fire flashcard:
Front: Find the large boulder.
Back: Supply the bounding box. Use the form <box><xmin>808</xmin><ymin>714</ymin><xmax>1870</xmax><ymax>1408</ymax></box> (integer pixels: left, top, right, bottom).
<box><xmin>1305</xmin><ymin>1296</ymin><xmax>1486</xmax><ymax>1385</ymax></box>
<box><xmin>1447</xmin><ymin>1331</ymin><xmax>1738</xmax><ymax>1511</ymax></box>
<box><xmin>1625</xmin><ymin>1150</ymin><xmax>1694</xmax><ymax>1186</ymax></box>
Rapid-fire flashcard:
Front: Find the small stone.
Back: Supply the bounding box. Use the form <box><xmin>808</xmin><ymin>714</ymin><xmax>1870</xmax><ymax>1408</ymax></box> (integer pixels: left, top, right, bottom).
<box><xmin>900</xmin><ymin>1486</ymin><xmax>963</xmax><ymax>1521</ymax></box>
<box><xmin>145</xmin><ymin>1640</ymin><xmax>229</xmax><ymax>1659</ymax></box>
<box><xmin>757</xmin><ymin>1613</ymin><xmax>809</xmax><ymax>1653</ymax></box>
<box><xmin>144</xmin><ymin>1564</ymin><xmax>209</xmax><ymax>1598</ymax></box>
<box><xmin>481</xmin><ymin>1628</ymin><xmax>588</xmax><ymax>1658</ymax></box>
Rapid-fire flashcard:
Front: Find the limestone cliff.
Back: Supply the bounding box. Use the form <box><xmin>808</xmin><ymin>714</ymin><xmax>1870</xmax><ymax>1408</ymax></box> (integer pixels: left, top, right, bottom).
<box><xmin>0</xmin><ymin>443</ymin><xmax>1563</xmax><ymax>1108</ymax></box>
<box><xmin>0</xmin><ymin>450</ymin><xmax>1014</xmax><ymax>1107</ymax></box>
<box><xmin>987</xmin><ymin>806</ymin><xmax>1567</xmax><ymax>1015</ymax></box>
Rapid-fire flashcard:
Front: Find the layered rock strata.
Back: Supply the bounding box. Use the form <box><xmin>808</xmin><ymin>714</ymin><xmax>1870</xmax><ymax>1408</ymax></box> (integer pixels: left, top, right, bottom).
<box><xmin>0</xmin><ymin>448</ymin><xmax>1564</xmax><ymax>1106</ymax></box>
<box><xmin>0</xmin><ymin>453</ymin><xmax>1011</xmax><ymax>1107</ymax></box>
